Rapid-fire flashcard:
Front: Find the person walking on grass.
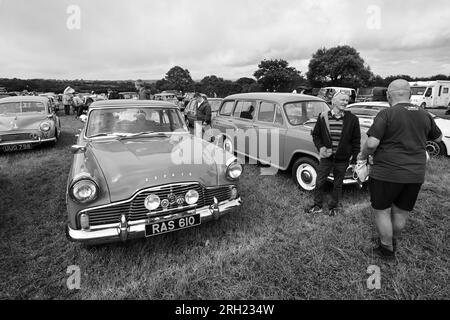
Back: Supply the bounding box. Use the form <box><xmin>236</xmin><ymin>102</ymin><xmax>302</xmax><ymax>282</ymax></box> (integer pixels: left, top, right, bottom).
<box><xmin>307</xmin><ymin>91</ymin><xmax>361</xmax><ymax>217</ymax></box>
<box><xmin>357</xmin><ymin>79</ymin><xmax>442</xmax><ymax>259</ymax></box>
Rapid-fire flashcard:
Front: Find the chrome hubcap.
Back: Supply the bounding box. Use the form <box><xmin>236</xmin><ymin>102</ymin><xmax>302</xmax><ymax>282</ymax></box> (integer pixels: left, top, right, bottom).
<box><xmin>296</xmin><ymin>164</ymin><xmax>317</xmax><ymax>191</ymax></box>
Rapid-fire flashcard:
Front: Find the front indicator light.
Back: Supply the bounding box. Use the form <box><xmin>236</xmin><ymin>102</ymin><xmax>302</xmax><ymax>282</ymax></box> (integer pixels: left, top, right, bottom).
<box><xmin>80</xmin><ymin>214</ymin><xmax>90</xmax><ymax>230</ymax></box>
<box><xmin>185</xmin><ymin>190</ymin><xmax>199</xmax><ymax>205</ymax></box>
<box><xmin>230</xmin><ymin>187</ymin><xmax>238</xmax><ymax>200</ymax></box>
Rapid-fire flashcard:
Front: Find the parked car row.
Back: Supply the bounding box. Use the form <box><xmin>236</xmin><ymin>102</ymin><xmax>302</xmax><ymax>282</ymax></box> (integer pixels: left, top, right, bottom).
<box><xmin>2</xmin><ymin>91</ymin><xmax>447</xmax><ymax>246</ymax></box>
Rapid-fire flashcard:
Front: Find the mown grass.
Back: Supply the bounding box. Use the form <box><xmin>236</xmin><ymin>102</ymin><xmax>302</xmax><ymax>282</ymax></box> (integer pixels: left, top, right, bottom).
<box><xmin>0</xmin><ymin>114</ymin><xmax>448</xmax><ymax>300</ymax></box>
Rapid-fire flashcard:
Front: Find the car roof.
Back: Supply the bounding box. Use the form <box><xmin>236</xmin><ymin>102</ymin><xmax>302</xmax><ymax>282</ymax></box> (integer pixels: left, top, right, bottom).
<box><xmin>347</xmin><ymin>101</ymin><xmax>390</xmax><ymax>107</ymax></box>
<box><xmin>223</xmin><ymin>92</ymin><xmax>324</xmax><ymax>104</ymax></box>
<box><xmin>0</xmin><ymin>96</ymin><xmax>50</xmax><ymax>104</ymax></box>
<box><xmin>89</xmin><ymin>99</ymin><xmax>178</xmax><ymax>109</ymax></box>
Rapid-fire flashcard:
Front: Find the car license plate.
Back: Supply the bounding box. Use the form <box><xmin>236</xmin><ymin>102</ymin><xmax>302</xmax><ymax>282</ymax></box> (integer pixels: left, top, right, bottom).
<box><xmin>145</xmin><ymin>214</ymin><xmax>201</xmax><ymax>237</ymax></box>
<box><xmin>1</xmin><ymin>143</ymin><xmax>32</xmax><ymax>152</ymax></box>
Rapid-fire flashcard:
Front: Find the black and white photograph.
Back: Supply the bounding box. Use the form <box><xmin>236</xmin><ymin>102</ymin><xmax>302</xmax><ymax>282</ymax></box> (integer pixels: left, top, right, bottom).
<box><xmin>0</xmin><ymin>0</ymin><xmax>449</xmax><ymax>307</ymax></box>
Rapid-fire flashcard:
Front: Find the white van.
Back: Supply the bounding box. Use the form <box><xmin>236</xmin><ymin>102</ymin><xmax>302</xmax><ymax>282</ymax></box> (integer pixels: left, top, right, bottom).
<box><xmin>409</xmin><ymin>81</ymin><xmax>450</xmax><ymax>109</ymax></box>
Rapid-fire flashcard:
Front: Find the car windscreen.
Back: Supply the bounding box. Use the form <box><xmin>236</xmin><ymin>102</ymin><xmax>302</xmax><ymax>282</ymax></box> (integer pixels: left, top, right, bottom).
<box><xmin>284</xmin><ymin>101</ymin><xmax>330</xmax><ymax>125</ymax></box>
<box><xmin>0</xmin><ymin>101</ymin><xmax>46</xmax><ymax>114</ymax></box>
<box><xmin>86</xmin><ymin>107</ymin><xmax>185</xmax><ymax>137</ymax></box>
<box><xmin>411</xmin><ymin>87</ymin><xmax>426</xmax><ymax>95</ymax></box>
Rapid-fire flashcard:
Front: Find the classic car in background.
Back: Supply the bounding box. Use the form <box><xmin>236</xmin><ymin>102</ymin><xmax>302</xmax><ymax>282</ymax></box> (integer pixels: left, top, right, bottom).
<box><xmin>66</xmin><ymin>100</ymin><xmax>242</xmax><ymax>244</ymax></box>
<box><xmin>211</xmin><ymin>93</ymin><xmax>368</xmax><ymax>191</ymax></box>
<box><xmin>0</xmin><ymin>96</ymin><xmax>61</xmax><ymax>152</ymax></box>
<box><xmin>318</xmin><ymin>87</ymin><xmax>357</xmax><ymax>104</ymax></box>
<box><xmin>118</xmin><ymin>92</ymin><xmax>139</xmax><ymax>100</ymax></box>
<box><xmin>346</xmin><ymin>101</ymin><xmax>450</xmax><ymax>157</ymax></box>
<box><xmin>154</xmin><ymin>92</ymin><xmax>183</xmax><ymax>110</ymax></box>
<box><xmin>355</xmin><ymin>87</ymin><xmax>388</xmax><ymax>103</ymax></box>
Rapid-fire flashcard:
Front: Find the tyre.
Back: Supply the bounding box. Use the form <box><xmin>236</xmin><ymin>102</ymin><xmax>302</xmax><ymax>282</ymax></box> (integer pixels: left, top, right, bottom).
<box><xmin>420</xmin><ymin>102</ymin><xmax>427</xmax><ymax>109</ymax></box>
<box><xmin>426</xmin><ymin>140</ymin><xmax>447</xmax><ymax>157</ymax></box>
<box><xmin>292</xmin><ymin>157</ymin><xmax>319</xmax><ymax>191</ymax></box>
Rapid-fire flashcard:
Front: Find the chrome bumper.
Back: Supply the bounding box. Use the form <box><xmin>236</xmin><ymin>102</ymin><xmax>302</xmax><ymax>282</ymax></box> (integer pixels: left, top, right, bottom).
<box><xmin>67</xmin><ymin>197</ymin><xmax>242</xmax><ymax>244</ymax></box>
<box><xmin>0</xmin><ymin>137</ymin><xmax>56</xmax><ymax>146</ymax></box>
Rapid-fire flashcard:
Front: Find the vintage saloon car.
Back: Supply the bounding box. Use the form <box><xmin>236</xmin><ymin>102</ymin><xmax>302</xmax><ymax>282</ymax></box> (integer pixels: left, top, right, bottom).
<box><xmin>0</xmin><ymin>96</ymin><xmax>61</xmax><ymax>152</ymax></box>
<box><xmin>211</xmin><ymin>93</ymin><xmax>367</xmax><ymax>191</ymax></box>
<box><xmin>66</xmin><ymin>100</ymin><xmax>242</xmax><ymax>244</ymax></box>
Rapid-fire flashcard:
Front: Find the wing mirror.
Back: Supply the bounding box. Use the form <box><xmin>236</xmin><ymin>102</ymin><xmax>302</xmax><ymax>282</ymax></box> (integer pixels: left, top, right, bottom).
<box><xmin>71</xmin><ymin>145</ymin><xmax>87</xmax><ymax>154</ymax></box>
<box><xmin>79</xmin><ymin>115</ymin><xmax>88</xmax><ymax>123</ymax></box>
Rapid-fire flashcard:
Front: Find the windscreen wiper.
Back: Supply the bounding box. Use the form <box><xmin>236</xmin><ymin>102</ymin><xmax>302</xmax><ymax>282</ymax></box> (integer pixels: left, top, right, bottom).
<box><xmin>118</xmin><ymin>131</ymin><xmax>169</xmax><ymax>140</ymax></box>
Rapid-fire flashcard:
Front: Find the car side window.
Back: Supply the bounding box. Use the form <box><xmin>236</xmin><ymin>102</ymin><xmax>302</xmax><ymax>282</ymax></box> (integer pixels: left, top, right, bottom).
<box><xmin>233</xmin><ymin>101</ymin><xmax>244</xmax><ymax>117</ymax></box>
<box><xmin>258</xmin><ymin>102</ymin><xmax>275</xmax><ymax>123</ymax></box>
<box><xmin>425</xmin><ymin>88</ymin><xmax>432</xmax><ymax>97</ymax></box>
<box><xmin>274</xmin><ymin>105</ymin><xmax>283</xmax><ymax>125</ymax></box>
<box><xmin>219</xmin><ymin>101</ymin><xmax>235</xmax><ymax>116</ymax></box>
<box><xmin>234</xmin><ymin>101</ymin><xmax>255</xmax><ymax>120</ymax></box>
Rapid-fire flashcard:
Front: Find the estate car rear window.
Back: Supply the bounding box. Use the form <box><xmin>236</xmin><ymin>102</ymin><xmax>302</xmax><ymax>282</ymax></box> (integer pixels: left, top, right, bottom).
<box><xmin>219</xmin><ymin>101</ymin><xmax>235</xmax><ymax>116</ymax></box>
<box><xmin>284</xmin><ymin>101</ymin><xmax>329</xmax><ymax>125</ymax></box>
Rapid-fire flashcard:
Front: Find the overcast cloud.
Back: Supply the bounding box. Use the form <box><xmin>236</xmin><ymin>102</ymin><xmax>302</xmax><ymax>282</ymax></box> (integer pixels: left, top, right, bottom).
<box><xmin>1</xmin><ymin>0</ymin><xmax>449</xmax><ymax>80</ymax></box>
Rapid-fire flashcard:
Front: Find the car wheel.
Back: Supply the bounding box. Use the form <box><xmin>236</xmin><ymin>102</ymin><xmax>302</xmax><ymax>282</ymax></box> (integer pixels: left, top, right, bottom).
<box><xmin>292</xmin><ymin>157</ymin><xmax>318</xmax><ymax>191</ymax></box>
<box><xmin>420</xmin><ymin>102</ymin><xmax>427</xmax><ymax>109</ymax></box>
<box><xmin>426</xmin><ymin>140</ymin><xmax>446</xmax><ymax>157</ymax></box>
<box><xmin>223</xmin><ymin>137</ymin><xmax>234</xmax><ymax>154</ymax></box>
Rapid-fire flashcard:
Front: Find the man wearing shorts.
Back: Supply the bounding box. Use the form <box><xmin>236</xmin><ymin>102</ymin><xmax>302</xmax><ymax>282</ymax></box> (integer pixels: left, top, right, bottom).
<box><xmin>358</xmin><ymin>79</ymin><xmax>442</xmax><ymax>259</ymax></box>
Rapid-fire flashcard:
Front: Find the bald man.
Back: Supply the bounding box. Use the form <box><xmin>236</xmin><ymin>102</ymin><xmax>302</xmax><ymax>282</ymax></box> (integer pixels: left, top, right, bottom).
<box><xmin>309</xmin><ymin>91</ymin><xmax>361</xmax><ymax>216</ymax></box>
<box><xmin>358</xmin><ymin>79</ymin><xmax>442</xmax><ymax>259</ymax></box>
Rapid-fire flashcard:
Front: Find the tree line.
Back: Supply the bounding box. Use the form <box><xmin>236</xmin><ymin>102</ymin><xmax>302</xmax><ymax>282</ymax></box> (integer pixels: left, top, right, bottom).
<box><xmin>2</xmin><ymin>45</ymin><xmax>449</xmax><ymax>97</ymax></box>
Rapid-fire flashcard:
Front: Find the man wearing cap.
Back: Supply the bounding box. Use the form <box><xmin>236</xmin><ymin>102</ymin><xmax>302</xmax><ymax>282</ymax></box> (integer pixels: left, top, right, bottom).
<box><xmin>358</xmin><ymin>79</ymin><xmax>442</xmax><ymax>259</ymax></box>
<box><xmin>308</xmin><ymin>92</ymin><xmax>361</xmax><ymax>216</ymax></box>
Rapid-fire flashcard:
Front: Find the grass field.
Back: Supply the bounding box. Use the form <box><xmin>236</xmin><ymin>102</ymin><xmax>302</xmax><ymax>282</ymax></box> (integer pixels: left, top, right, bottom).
<box><xmin>0</xmin><ymin>113</ymin><xmax>449</xmax><ymax>300</ymax></box>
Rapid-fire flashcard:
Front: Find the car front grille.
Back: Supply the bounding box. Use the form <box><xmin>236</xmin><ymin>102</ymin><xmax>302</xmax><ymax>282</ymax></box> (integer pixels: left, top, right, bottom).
<box><xmin>0</xmin><ymin>133</ymin><xmax>33</xmax><ymax>142</ymax></box>
<box><xmin>82</xmin><ymin>183</ymin><xmax>235</xmax><ymax>227</ymax></box>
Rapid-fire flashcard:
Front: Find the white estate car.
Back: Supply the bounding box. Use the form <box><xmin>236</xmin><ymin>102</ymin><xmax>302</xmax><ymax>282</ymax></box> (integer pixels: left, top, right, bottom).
<box><xmin>346</xmin><ymin>102</ymin><xmax>449</xmax><ymax>157</ymax></box>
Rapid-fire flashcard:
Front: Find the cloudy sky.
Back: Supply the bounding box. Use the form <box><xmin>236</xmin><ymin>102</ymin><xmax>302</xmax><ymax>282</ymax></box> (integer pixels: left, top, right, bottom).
<box><xmin>1</xmin><ymin>0</ymin><xmax>449</xmax><ymax>80</ymax></box>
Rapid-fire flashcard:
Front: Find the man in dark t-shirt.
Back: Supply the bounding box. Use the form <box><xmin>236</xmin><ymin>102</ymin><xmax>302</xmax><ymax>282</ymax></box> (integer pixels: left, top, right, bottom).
<box><xmin>358</xmin><ymin>79</ymin><xmax>442</xmax><ymax>259</ymax></box>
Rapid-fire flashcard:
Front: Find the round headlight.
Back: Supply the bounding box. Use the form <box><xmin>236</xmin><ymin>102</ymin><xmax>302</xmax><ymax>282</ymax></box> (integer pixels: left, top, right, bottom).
<box><xmin>40</xmin><ymin>122</ymin><xmax>51</xmax><ymax>132</ymax></box>
<box><xmin>226</xmin><ymin>162</ymin><xmax>243</xmax><ymax>180</ymax></box>
<box><xmin>185</xmin><ymin>190</ymin><xmax>199</xmax><ymax>205</ymax></box>
<box><xmin>71</xmin><ymin>179</ymin><xmax>98</xmax><ymax>203</ymax></box>
<box><xmin>144</xmin><ymin>194</ymin><xmax>160</xmax><ymax>211</ymax></box>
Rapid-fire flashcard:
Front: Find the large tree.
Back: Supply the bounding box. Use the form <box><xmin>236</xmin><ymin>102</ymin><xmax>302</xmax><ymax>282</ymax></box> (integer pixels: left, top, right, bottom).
<box><xmin>162</xmin><ymin>66</ymin><xmax>194</xmax><ymax>92</ymax></box>
<box><xmin>253</xmin><ymin>59</ymin><xmax>304</xmax><ymax>92</ymax></box>
<box><xmin>307</xmin><ymin>45</ymin><xmax>373</xmax><ymax>88</ymax></box>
